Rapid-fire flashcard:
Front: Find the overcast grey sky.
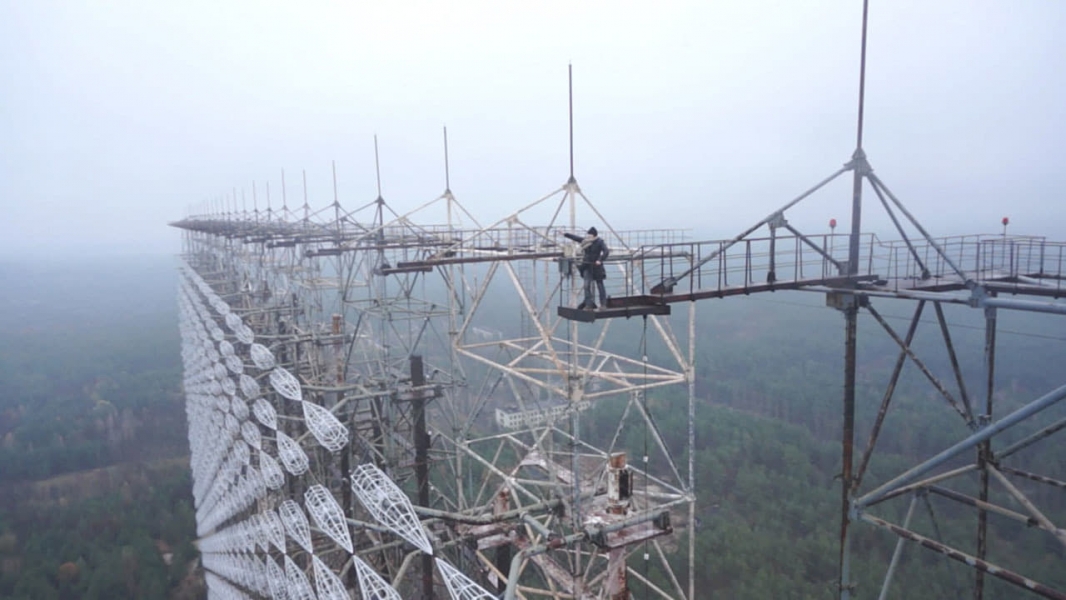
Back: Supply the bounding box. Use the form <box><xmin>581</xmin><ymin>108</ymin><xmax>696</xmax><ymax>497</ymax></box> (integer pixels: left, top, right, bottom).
<box><xmin>1</xmin><ymin>1</ymin><xmax>1063</xmax><ymax>257</ymax></box>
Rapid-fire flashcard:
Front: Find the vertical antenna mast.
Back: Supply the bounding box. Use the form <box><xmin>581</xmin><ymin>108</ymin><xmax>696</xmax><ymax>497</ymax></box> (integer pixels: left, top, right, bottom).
<box><xmin>302</xmin><ymin>170</ymin><xmax>310</xmax><ymax>222</ymax></box>
<box><xmin>332</xmin><ymin>161</ymin><xmax>340</xmax><ymax>207</ymax></box>
<box><xmin>281</xmin><ymin>169</ymin><xmax>288</xmax><ymax>211</ymax></box>
<box><xmin>443</xmin><ymin>126</ymin><xmax>451</xmax><ymax>194</ymax></box>
<box><xmin>332</xmin><ymin>160</ymin><xmax>341</xmax><ymax>235</ymax></box>
<box><xmin>374</xmin><ymin>135</ymin><xmax>383</xmax><ymax>200</ymax></box>
<box><xmin>847</xmin><ymin>0</ymin><xmax>871</xmax><ymax>277</ymax></box>
<box><xmin>568</xmin><ymin>63</ymin><xmax>575</xmax><ymax>183</ymax></box>
<box><xmin>855</xmin><ymin>0</ymin><xmax>870</xmax><ymax>151</ymax></box>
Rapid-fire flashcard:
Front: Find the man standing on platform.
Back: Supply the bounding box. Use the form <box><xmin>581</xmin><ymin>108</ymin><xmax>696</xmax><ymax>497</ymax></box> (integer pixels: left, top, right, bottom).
<box><xmin>563</xmin><ymin>227</ymin><xmax>609</xmax><ymax>310</ymax></box>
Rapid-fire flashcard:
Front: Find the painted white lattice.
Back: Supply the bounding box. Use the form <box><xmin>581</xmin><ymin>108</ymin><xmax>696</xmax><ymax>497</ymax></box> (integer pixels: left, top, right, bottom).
<box><xmin>311</xmin><ymin>555</ymin><xmax>349</xmax><ymax>600</ymax></box>
<box><xmin>276</xmin><ymin>431</ymin><xmax>309</xmax><ymax>475</ymax></box>
<box><xmin>225</xmin><ymin>312</ymin><xmax>243</xmax><ymax>332</ymax></box>
<box><xmin>240</xmin><ymin>374</ymin><xmax>261</xmax><ymax>399</ymax></box>
<box><xmin>265</xmin><ymin>555</ymin><xmax>287</xmax><ymax>600</ymax></box>
<box><xmin>259</xmin><ymin>450</ymin><xmax>285</xmax><ymax>489</ymax></box>
<box><xmin>301</xmin><ymin>401</ymin><xmax>348</xmax><ymax>452</ymax></box>
<box><xmin>436</xmin><ymin>557</ymin><xmax>497</xmax><ymax>600</ymax></box>
<box><xmin>225</xmin><ymin>413</ymin><xmax>241</xmax><ymax>438</ymax></box>
<box><xmin>353</xmin><ymin>554</ymin><xmax>402</xmax><ymax>600</ymax></box>
<box><xmin>278</xmin><ymin>499</ymin><xmax>314</xmax><ymax>553</ymax></box>
<box><xmin>253</xmin><ymin>398</ymin><xmax>277</xmax><ymax>429</ymax></box>
<box><xmin>245</xmin><ymin>514</ymin><xmax>266</xmax><ymax>552</ymax></box>
<box><xmin>222</xmin><ymin>376</ymin><xmax>237</xmax><ymax>397</ymax></box>
<box><xmin>246</xmin><ymin>465</ymin><xmax>266</xmax><ymax>499</ymax></box>
<box><xmin>219</xmin><ymin>340</ymin><xmax>235</xmax><ymax>357</ymax></box>
<box><xmin>251</xmin><ymin>343</ymin><xmax>276</xmax><ymax>370</ymax></box>
<box><xmin>236</xmin><ymin>323</ymin><xmax>254</xmax><ymax>344</ymax></box>
<box><xmin>210</xmin><ymin>325</ymin><xmax>225</xmax><ymax>342</ymax></box>
<box><xmin>270</xmin><ymin>367</ymin><xmax>302</xmax><ymax>401</ymax></box>
<box><xmin>283</xmin><ymin>555</ymin><xmax>317</xmax><ymax>600</ymax></box>
<box><xmin>231</xmin><ymin>395</ymin><xmax>250</xmax><ymax>421</ymax></box>
<box><xmin>226</xmin><ymin>354</ymin><xmax>244</xmax><ymax>375</ymax></box>
<box><xmin>304</xmin><ymin>484</ymin><xmax>353</xmax><ymax>553</ymax></box>
<box><xmin>248</xmin><ymin>554</ymin><xmax>270</xmax><ymax>596</ymax></box>
<box><xmin>260</xmin><ymin>508</ymin><xmax>287</xmax><ymax>553</ymax></box>
<box><xmin>350</xmin><ymin>463</ymin><xmax>434</xmax><ymax>554</ymax></box>
<box><xmin>233</xmin><ymin>439</ymin><xmax>250</xmax><ymax>466</ymax></box>
<box><xmin>214</xmin><ymin>300</ymin><xmax>232</xmax><ymax>317</ymax></box>
<box><xmin>241</xmin><ymin>421</ymin><xmax>262</xmax><ymax>449</ymax></box>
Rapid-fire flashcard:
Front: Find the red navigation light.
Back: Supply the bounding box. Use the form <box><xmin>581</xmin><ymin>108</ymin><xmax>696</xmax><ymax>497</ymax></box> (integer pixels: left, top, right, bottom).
<box><xmin>1002</xmin><ymin>216</ymin><xmax>1010</xmax><ymax>226</ymax></box>
<box><xmin>829</xmin><ymin>218</ymin><xmax>837</xmax><ymax>229</ymax></box>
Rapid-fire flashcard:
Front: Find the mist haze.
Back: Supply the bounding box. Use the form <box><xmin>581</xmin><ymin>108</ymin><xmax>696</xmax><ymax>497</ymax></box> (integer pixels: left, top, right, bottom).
<box><xmin>2</xmin><ymin>1</ymin><xmax>1063</xmax><ymax>252</ymax></box>
<box><xmin>2</xmin><ymin>4</ymin><xmax>1066</xmax><ymax>595</ymax></box>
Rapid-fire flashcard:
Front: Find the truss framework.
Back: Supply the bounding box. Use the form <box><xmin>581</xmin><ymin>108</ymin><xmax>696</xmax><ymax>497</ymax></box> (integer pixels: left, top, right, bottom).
<box><xmin>173</xmin><ymin>6</ymin><xmax>1065</xmax><ymax>599</ymax></box>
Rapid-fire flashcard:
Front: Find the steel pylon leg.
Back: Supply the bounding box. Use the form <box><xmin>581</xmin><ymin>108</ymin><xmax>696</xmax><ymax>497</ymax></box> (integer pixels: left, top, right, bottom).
<box><xmin>975</xmin><ymin>303</ymin><xmax>997</xmax><ymax>600</ymax></box>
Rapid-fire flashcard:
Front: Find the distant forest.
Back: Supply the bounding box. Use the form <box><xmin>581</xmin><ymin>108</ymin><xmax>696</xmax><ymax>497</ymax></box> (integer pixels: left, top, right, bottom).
<box><xmin>0</xmin><ymin>256</ymin><xmax>1063</xmax><ymax>599</ymax></box>
<box><xmin>0</xmin><ymin>257</ymin><xmax>201</xmax><ymax>599</ymax></box>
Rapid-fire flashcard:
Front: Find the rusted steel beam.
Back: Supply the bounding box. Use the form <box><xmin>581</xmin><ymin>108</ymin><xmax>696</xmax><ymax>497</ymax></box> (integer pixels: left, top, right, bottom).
<box><xmin>998</xmin><ymin>467</ymin><xmax>1066</xmax><ymax>491</ymax></box>
<box><xmin>860</xmin><ymin>513</ymin><xmax>1066</xmax><ymax>600</ymax></box>
<box><xmin>855</xmin><ymin>300</ymin><xmax>925</xmax><ymax>492</ymax></box>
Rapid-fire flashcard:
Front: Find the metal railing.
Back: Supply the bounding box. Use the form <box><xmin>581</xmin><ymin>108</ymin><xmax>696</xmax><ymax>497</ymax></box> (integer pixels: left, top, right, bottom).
<box><xmin>599</xmin><ymin>233</ymin><xmax>1066</xmax><ymax>301</ymax></box>
<box><xmin>872</xmin><ymin>234</ymin><xmax>1065</xmax><ymax>295</ymax></box>
<box><xmin>601</xmin><ymin>233</ymin><xmax>862</xmax><ymax>300</ymax></box>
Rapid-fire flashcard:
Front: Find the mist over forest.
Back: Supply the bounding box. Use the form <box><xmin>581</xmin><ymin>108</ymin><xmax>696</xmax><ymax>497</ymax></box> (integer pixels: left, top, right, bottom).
<box><xmin>1</xmin><ymin>253</ymin><xmax>1063</xmax><ymax>599</ymax></box>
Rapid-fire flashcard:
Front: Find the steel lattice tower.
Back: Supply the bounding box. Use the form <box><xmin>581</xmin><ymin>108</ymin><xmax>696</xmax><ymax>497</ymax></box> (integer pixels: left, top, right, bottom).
<box><xmin>172</xmin><ymin>3</ymin><xmax>1066</xmax><ymax>599</ymax></box>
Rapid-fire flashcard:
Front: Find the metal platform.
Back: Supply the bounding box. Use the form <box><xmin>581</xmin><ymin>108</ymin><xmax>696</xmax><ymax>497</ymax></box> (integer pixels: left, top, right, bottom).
<box><xmin>557</xmin><ymin>302</ymin><xmax>671</xmax><ymax>322</ymax></box>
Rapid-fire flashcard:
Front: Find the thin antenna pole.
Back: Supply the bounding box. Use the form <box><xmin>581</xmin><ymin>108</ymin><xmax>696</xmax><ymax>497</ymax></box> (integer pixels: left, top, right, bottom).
<box><xmin>332</xmin><ymin>160</ymin><xmax>341</xmax><ymax>234</ymax></box>
<box><xmin>856</xmin><ymin>0</ymin><xmax>870</xmax><ymax>150</ymax></box>
<box><xmin>443</xmin><ymin>126</ymin><xmax>451</xmax><ymax>193</ymax></box>
<box><xmin>302</xmin><ymin>169</ymin><xmax>309</xmax><ymax>222</ymax></box>
<box><xmin>568</xmin><ymin>63</ymin><xmax>575</xmax><ymax>182</ymax></box>
<box><xmin>374</xmin><ymin>135</ymin><xmax>383</xmax><ymax>199</ymax></box>
<box><xmin>281</xmin><ymin>169</ymin><xmax>288</xmax><ymax>209</ymax></box>
<box><xmin>332</xmin><ymin>160</ymin><xmax>339</xmax><ymax>207</ymax></box>
<box><xmin>847</xmin><ymin>0</ymin><xmax>871</xmax><ymax>277</ymax></box>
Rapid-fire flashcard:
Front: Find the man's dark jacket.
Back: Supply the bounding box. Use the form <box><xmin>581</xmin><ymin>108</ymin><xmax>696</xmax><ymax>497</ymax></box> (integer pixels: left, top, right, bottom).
<box><xmin>563</xmin><ymin>233</ymin><xmax>609</xmax><ymax>280</ymax></box>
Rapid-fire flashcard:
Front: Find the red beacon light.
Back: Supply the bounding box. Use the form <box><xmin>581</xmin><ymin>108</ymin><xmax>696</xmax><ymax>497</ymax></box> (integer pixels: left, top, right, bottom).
<box><xmin>829</xmin><ymin>218</ymin><xmax>837</xmax><ymax>230</ymax></box>
<box><xmin>1001</xmin><ymin>216</ymin><xmax>1010</xmax><ymax>237</ymax></box>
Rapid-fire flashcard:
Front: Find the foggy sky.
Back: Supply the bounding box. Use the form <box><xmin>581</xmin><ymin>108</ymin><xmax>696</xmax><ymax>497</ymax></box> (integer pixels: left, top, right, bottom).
<box><xmin>1</xmin><ymin>1</ymin><xmax>1063</xmax><ymax>258</ymax></box>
